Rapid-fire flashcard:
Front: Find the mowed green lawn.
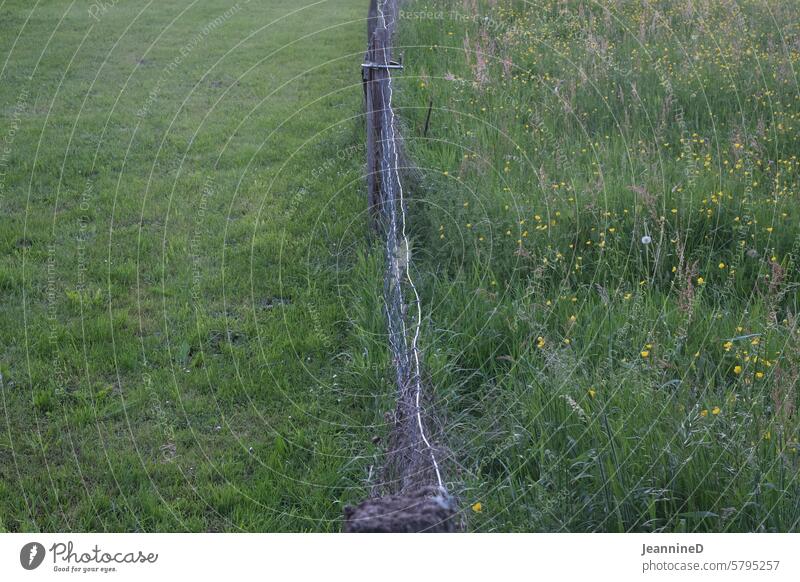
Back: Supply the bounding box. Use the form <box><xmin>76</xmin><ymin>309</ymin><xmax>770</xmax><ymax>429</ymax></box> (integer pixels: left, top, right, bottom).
<box><xmin>0</xmin><ymin>0</ymin><xmax>390</xmax><ymax>531</ymax></box>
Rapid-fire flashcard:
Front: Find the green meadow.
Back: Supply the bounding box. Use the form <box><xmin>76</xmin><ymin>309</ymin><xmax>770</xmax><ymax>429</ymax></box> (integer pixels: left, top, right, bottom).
<box><xmin>393</xmin><ymin>0</ymin><xmax>800</xmax><ymax>531</ymax></box>
<box><xmin>2</xmin><ymin>0</ymin><xmax>799</xmax><ymax>533</ymax></box>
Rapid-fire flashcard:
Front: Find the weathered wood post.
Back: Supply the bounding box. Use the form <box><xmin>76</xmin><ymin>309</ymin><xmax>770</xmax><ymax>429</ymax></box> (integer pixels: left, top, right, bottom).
<box><xmin>363</xmin><ymin>0</ymin><xmax>378</xmax><ymax>228</ymax></box>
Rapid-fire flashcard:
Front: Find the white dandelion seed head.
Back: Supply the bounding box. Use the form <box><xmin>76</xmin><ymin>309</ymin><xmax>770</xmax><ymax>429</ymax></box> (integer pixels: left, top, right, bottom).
<box><xmin>641</xmin><ymin>235</ymin><xmax>652</xmax><ymax>245</ymax></box>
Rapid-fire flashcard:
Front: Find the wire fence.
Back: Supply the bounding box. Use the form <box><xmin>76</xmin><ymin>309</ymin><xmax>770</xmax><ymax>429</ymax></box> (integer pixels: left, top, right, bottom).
<box><xmin>344</xmin><ymin>0</ymin><xmax>456</xmax><ymax>532</ymax></box>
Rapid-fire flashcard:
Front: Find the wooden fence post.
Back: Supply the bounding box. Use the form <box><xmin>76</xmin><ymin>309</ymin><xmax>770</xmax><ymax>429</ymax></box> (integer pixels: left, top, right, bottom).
<box><xmin>363</xmin><ymin>35</ymin><xmax>379</xmax><ymax>230</ymax></box>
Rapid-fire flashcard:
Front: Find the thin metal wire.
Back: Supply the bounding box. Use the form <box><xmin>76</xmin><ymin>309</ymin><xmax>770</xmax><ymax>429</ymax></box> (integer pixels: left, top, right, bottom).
<box><xmin>375</xmin><ymin>0</ymin><xmax>445</xmax><ymax>492</ymax></box>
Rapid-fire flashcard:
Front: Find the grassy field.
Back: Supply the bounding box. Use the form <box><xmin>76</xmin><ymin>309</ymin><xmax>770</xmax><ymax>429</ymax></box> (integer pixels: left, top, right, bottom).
<box><xmin>392</xmin><ymin>0</ymin><xmax>800</xmax><ymax>531</ymax></box>
<box><xmin>3</xmin><ymin>0</ymin><xmax>800</xmax><ymax>534</ymax></box>
<box><xmin>0</xmin><ymin>0</ymin><xmax>389</xmax><ymax>532</ymax></box>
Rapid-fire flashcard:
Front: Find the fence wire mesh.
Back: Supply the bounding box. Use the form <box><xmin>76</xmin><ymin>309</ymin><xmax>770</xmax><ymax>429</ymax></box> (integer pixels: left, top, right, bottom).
<box><xmin>366</xmin><ymin>0</ymin><xmax>446</xmax><ymax>495</ymax></box>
